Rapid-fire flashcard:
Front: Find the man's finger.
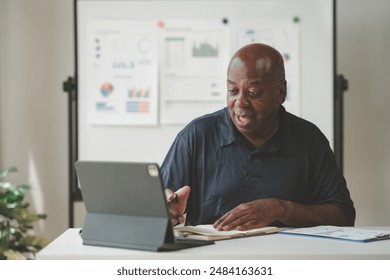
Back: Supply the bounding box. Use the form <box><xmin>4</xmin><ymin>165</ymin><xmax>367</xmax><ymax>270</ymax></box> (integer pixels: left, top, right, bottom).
<box><xmin>165</xmin><ymin>188</ymin><xmax>174</xmax><ymax>200</ymax></box>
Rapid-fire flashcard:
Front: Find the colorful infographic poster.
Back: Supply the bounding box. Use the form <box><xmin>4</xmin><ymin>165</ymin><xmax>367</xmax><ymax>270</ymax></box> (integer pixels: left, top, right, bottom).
<box><xmin>85</xmin><ymin>17</ymin><xmax>300</xmax><ymax>126</ymax></box>
<box><xmin>87</xmin><ymin>20</ymin><xmax>158</xmax><ymax>125</ymax></box>
<box><xmin>158</xmin><ymin>19</ymin><xmax>230</xmax><ymax>124</ymax></box>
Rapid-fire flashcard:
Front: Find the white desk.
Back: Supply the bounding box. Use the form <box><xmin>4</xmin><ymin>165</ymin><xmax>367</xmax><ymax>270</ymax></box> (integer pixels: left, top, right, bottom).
<box><xmin>37</xmin><ymin>228</ymin><xmax>390</xmax><ymax>260</ymax></box>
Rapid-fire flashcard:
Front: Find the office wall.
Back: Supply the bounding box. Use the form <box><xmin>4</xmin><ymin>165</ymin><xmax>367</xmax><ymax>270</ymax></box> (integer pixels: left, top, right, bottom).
<box><xmin>0</xmin><ymin>0</ymin><xmax>73</xmax><ymax>240</ymax></box>
<box><xmin>338</xmin><ymin>0</ymin><xmax>390</xmax><ymax>225</ymax></box>
<box><xmin>0</xmin><ymin>0</ymin><xmax>389</xmax><ymax>242</ymax></box>
<box><xmin>0</xmin><ymin>0</ymin><xmax>3</xmax><ymax>166</ymax></box>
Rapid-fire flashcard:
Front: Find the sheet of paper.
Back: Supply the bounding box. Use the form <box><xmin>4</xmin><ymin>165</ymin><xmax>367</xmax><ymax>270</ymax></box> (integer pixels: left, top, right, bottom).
<box><xmin>282</xmin><ymin>226</ymin><xmax>390</xmax><ymax>242</ymax></box>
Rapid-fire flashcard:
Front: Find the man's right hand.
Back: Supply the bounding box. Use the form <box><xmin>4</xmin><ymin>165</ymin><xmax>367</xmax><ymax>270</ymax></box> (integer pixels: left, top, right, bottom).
<box><xmin>165</xmin><ymin>185</ymin><xmax>191</xmax><ymax>226</ymax></box>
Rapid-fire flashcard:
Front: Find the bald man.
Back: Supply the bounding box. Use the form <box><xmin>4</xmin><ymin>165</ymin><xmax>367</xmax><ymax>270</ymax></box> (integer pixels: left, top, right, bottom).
<box><xmin>162</xmin><ymin>43</ymin><xmax>355</xmax><ymax>231</ymax></box>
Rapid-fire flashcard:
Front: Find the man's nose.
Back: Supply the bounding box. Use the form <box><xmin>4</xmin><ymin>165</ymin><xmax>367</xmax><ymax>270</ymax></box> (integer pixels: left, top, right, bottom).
<box><xmin>236</xmin><ymin>91</ymin><xmax>249</xmax><ymax>107</ymax></box>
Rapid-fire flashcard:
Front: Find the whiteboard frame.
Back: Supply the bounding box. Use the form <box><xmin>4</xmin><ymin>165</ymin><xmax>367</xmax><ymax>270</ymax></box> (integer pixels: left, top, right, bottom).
<box><xmin>76</xmin><ymin>0</ymin><xmax>335</xmax><ymax>162</ymax></box>
<box><xmin>70</xmin><ymin>0</ymin><xmax>339</xmax><ymax>226</ymax></box>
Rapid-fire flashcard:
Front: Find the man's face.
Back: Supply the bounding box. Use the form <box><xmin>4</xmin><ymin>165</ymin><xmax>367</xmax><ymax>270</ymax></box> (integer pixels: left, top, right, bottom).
<box><xmin>226</xmin><ymin>56</ymin><xmax>286</xmax><ymax>139</ymax></box>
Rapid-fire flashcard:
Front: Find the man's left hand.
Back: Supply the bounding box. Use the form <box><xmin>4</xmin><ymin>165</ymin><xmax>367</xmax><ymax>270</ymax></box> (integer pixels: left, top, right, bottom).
<box><xmin>213</xmin><ymin>198</ymin><xmax>284</xmax><ymax>231</ymax></box>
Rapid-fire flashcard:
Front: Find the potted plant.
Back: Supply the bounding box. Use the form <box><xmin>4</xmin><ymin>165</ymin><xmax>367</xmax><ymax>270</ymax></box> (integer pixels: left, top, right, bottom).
<box><xmin>0</xmin><ymin>166</ymin><xmax>47</xmax><ymax>259</ymax></box>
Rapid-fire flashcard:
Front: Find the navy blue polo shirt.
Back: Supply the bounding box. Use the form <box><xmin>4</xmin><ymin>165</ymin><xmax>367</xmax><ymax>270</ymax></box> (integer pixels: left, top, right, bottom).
<box><xmin>161</xmin><ymin>106</ymin><xmax>355</xmax><ymax>226</ymax></box>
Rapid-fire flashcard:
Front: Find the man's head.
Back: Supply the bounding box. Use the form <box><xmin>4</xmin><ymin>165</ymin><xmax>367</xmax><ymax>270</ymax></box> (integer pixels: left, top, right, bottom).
<box><xmin>226</xmin><ymin>43</ymin><xmax>287</xmax><ymax>144</ymax></box>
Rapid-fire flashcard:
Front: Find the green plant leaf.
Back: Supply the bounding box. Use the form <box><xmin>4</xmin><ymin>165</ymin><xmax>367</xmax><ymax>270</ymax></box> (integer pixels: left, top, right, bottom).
<box><xmin>3</xmin><ymin>249</ymin><xmax>27</xmax><ymax>260</ymax></box>
<box><xmin>38</xmin><ymin>214</ymin><xmax>47</xmax><ymax>219</ymax></box>
<box><xmin>0</xmin><ymin>182</ymin><xmax>14</xmax><ymax>190</ymax></box>
<box><xmin>0</xmin><ymin>167</ymin><xmax>18</xmax><ymax>179</ymax></box>
<box><xmin>17</xmin><ymin>184</ymin><xmax>31</xmax><ymax>191</ymax></box>
<box><xmin>20</xmin><ymin>235</ymin><xmax>48</xmax><ymax>250</ymax></box>
<box><xmin>3</xmin><ymin>190</ymin><xmax>25</xmax><ymax>205</ymax></box>
<box><xmin>0</xmin><ymin>166</ymin><xmax>18</xmax><ymax>175</ymax></box>
<box><xmin>0</xmin><ymin>225</ymin><xmax>10</xmax><ymax>250</ymax></box>
<box><xmin>0</xmin><ymin>166</ymin><xmax>46</xmax><ymax>260</ymax></box>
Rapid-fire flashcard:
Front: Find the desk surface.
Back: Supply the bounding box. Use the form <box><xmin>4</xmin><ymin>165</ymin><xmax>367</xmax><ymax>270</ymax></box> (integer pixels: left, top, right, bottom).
<box><xmin>37</xmin><ymin>227</ymin><xmax>390</xmax><ymax>260</ymax></box>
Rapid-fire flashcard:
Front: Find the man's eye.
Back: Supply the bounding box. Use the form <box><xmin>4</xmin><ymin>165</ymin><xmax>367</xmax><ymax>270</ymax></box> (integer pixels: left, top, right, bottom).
<box><xmin>248</xmin><ymin>90</ymin><xmax>259</xmax><ymax>97</ymax></box>
<box><xmin>228</xmin><ymin>89</ymin><xmax>238</xmax><ymax>95</ymax></box>
<box><xmin>248</xmin><ymin>89</ymin><xmax>264</xmax><ymax>97</ymax></box>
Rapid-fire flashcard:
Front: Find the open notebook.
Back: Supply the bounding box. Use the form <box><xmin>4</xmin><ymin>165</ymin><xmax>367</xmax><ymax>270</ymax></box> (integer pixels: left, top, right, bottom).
<box><xmin>75</xmin><ymin>161</ymin><xmax>214</xmax><ymax>251</ymax></box>
<box><xmin>174</xmin><ymin>224</ymin><xmax>279</xmax><ymax>241</ymax></box>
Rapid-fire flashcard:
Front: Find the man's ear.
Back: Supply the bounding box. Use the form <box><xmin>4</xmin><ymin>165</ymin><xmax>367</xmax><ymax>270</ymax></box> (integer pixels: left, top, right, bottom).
<box><xmin>278</xmin><ymin>80</ymin><xmax>287</xmax><ymax>104</ymax></box>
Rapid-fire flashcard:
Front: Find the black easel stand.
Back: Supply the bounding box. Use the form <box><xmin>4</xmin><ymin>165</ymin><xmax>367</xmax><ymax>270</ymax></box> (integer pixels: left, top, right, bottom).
<box><xmin>334</xmin><ymin>74</ymin><xmax>348</xmax><ymax>172</ymax></box>
<box><xmin>63</xmin><ymin>76</ymin><xmax>80</xmax><ymax>228</ymax></box>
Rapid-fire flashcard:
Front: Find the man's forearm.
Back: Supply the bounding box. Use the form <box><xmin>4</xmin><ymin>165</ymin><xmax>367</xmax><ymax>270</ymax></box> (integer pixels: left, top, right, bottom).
<box><xmin>279</xmin><ymin>200</ymin><xmax>351</xmax><ymax>227</ymax></box>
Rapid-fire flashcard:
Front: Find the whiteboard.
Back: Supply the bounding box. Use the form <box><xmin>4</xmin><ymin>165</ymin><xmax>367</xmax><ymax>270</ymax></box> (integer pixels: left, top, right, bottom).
<box><xmin>76</xmin><ymin>0</ymin><xmax>334</xmax><ymax>164</ymax></box>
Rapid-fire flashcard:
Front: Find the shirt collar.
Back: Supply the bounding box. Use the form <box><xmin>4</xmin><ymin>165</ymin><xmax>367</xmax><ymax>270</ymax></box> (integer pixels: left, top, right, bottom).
<box><xmin>255</xmin><ymin>106</ymin><xmax>293</xmax><ymax>156</ymax></box>
<box><xmin>219</xmin><ymin>106</ymin><xmax>293</xmax><ymax>156</ymax></box>
<box><xmin>219</xmin><ymin>107</ymin><xmax>236</xmax><ymax>147</ymax></box>
<box><xmin>276</xmin><ymin>106</ymin><xmax>293</xmax><ymax>156</ymax></box>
